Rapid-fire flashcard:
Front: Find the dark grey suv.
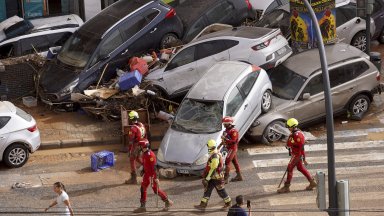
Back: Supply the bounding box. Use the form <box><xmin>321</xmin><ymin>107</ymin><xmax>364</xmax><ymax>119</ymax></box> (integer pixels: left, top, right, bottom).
<box><xmin>39</xmin><ymin>0</ymin><xmax>183</xmax><ymax>103</ymax></box>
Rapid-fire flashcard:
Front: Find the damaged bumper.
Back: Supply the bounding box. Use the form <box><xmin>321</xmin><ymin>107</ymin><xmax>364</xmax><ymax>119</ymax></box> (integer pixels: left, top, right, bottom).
<box><xmin>157</xmin><ymin>160</ymin><xmax>205</xmax><ymax>176</ymax></box>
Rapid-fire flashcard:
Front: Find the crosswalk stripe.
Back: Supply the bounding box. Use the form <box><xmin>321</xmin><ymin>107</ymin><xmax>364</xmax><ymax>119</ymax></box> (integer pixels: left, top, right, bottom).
<box><xmin>252</xmin><ymin>152</ymin><xmax>384</xmax><ymax>168</ymax></box>
<box><xmin>247</xmin><ymin>140</ymin><xmax>384</xmax><ymax>156</ymax></box>
<box><xmin>318</xmin><ymin>127</ymin><xmax>384</xmax><ymax>139</ymax></box>
<box><xmin>268</xmin><ymin>192</ymin><xmax>384</xmax><ymax>206</ymax></box>
<box><xmin>258</xmin><ymin>165</ymin><xmax>384</xmax><ymax>180</ymax></box>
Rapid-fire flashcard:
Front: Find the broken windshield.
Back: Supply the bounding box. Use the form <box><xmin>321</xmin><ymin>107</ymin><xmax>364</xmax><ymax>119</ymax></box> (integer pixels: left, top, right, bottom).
<box><xmin>172</xmin><ymin>99</ymin><xmax>223</xmax><ymax>133</ymax></box>
<box><xmin>57</xmin><ymin>30</ymin><xmax>100</xmax><ymax>68</ymax></box>
<box><xmin>267</xmin><ymin>65</ymin><xmax>307</xmax><ymax>100</ymax></box>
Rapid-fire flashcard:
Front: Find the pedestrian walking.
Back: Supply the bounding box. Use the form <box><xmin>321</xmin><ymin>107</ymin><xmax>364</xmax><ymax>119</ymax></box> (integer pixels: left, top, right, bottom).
<box><xmin>227</xmin><ymin>195</ymin><xmax>247</xmax><ymax>216</ymax></box>
<box><xmin>45</xmin><ymin>182</ymin><xmax>74</xmax><ymax>216</ymax></box>
<box><xmin>195</xmin><ymin>139</ymin><xmax>232</xmax><ymax>210</ymax></box>
<box><xmin>277</xmin><ymin>118</ymin><xmax>317</xmax><ymax>193</ymax></box>
<box><xmin>125</xmin><ymin>110</ymin><xmax>147</xmax><ymax>185</ymax></box>
<box><xmin>133</xmin><ymin>139</ymin><xmax>173</xmax><ymax>213</ymax></box>
<box><xmin>220</xmin><ymin>116</ymin><xmax>243</xmax><ymax>184</ymax></box>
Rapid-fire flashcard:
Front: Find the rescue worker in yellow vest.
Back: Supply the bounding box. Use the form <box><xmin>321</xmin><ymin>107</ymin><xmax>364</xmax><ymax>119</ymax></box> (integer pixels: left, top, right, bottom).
<box><xmin>195</xmin><ymin>139</ymin><xmax>232</xmax><ymax>210</ymax></box>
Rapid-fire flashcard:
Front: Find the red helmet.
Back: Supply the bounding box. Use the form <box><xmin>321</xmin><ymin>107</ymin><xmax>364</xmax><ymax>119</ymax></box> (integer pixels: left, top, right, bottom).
<box><xmin>222</xmin><ymin>116</ymin><xmax>234</xmax><ymax>125</ymax></box>
<box><xmin>138</xmin><ymin>139</ymin><xmax>150</xmax><ymax>149</ymax></box>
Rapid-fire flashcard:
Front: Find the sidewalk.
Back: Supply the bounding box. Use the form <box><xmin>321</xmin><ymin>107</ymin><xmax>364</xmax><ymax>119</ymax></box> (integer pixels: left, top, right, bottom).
<box><xmin>15</xmin><ymin>101</ymin><xmax>169</xmax><ymax>150</ymax></box>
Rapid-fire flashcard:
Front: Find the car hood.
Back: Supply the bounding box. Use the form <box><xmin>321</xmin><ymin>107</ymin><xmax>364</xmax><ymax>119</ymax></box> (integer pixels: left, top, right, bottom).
<box><xmin>145</xmin><ymin>67</ymin><xmax>165</xmax><ymax>81</ymax></box>
<box><xmin>270</xmin><ymin>95</ymin><xmax>291</xmax><ymax>110</ymax></box>
<box><xmin>160</xmin><ymin>127</ymin><xmax>222</xmax><ymax>164</ymax></box>
<box><xmin>39</xmin><ymin>61</ymin><xmax>79</xmax><ymax>93</ymax></box>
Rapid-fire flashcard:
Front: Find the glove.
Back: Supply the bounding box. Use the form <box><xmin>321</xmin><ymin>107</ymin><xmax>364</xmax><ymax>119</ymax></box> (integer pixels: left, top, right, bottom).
<box><xmin>202</xmin><ymin>179</ymin><xmax>208</xmax><ymax>188</ymax></box>
<box><xmin>138</xmin><ymin>166</ymin><xmax>144</xmax><ymax>176</ymax></box>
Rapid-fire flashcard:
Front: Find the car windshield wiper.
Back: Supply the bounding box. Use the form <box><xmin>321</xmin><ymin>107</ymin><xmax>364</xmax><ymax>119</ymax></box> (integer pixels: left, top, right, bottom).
<box><xmin>172</xmin><ymin>122</ymin><xmax>198</xmax><ymax>134</ymax></box>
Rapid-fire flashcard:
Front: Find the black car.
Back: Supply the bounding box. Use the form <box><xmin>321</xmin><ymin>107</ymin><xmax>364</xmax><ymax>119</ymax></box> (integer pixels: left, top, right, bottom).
<box><xmin>175</xmin><ymin>0</ymin><xmax>255</xmax><ymax>42</ymax></box>
<box><xmin>371</xmin><ymin>0</ymin><xmax>384</xmax><ymax>43</ymax></box>
<box><xmin>39</xmin><ymin>0</ymin><xmax>183</xmax><ymax>103</ymax></box>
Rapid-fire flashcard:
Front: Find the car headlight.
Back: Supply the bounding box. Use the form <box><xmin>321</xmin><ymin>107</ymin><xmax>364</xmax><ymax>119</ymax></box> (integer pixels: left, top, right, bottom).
<box><xmin>194</xmin><ymin>153</ymin><xmax>209</xmax><ymax>166</ymax></box>
<box><xmin>157</xmin><ymin>148</ymin><xmax>165</xmax><ymax>162</ymax></box>
<box><xmin>59</xmin><ymin>78</ymin><xmax>79</xmax><ymax>97</ymax></box>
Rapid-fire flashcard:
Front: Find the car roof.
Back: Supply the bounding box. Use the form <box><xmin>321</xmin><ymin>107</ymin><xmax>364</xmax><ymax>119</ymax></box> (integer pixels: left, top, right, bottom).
<box><xmin>29</xmin><ymin>14</ymin><xmax>84</xmax><ymax>30</ymax></box>
<box><xmin>193</xmin><ymin>26</ymin><xmax>275</xmax><ymax>42</ymax></box>
<box><xmin>80</xmin><ymin>0</ymin><xmax>153</xmax><ymax>38</ymax></box>
<box><xmin>283</xmin><ymin>43</ymin><xmax>368</xmax><ymax>78</ymax></box>
<box><xmin>0</xmin><ymin>101</ymin><xmax>16</xmax><ymax>114</ymax></box>
<box><xmin>175</xmin><ymin>0</ymin><xmax>219</xmax><ymax>24</ymax></box>
<box><xmin>187</xmin><ymin>61</ymin><xmax>250</xmax><ymax>101</ymax></box>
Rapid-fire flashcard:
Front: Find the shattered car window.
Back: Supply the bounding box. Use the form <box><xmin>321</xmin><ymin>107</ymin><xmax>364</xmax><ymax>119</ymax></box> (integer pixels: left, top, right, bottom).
<box><xmin>58</xmin><ymin>30</ymin><xmax>100</xmax><ymax>68</ymax></box>
<box><xmin>268</xmin><ymin>65</ymin><xmax>307</xmax><ymax>100</ymax></box>
<box><xmin>172</xmin><ymin>99</ymin><xmax>223</xmax><ymax>133</ymax></box>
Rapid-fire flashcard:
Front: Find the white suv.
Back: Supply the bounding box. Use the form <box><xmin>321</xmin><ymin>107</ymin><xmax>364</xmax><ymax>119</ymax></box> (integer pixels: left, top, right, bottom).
<box><xmin>146</xmin><ymin>26</ymin><xmax>292</xmax><ymax>98</ymax></box>
<box><xmin>0</xmin><ymin>101</ymin><xmax>40</xmax><ymax>168</ymax></box>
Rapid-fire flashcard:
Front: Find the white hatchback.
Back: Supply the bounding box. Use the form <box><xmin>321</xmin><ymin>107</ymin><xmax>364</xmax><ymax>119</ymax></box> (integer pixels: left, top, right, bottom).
<box><xmin>145</xmin><ymin>26</ymin><xmax>291</xmax><ymax>98</ymax></box>
<box><xmin>0</xmin><ymin>101</ymin><xmax>40</xmax><ymax>168</ymax></box>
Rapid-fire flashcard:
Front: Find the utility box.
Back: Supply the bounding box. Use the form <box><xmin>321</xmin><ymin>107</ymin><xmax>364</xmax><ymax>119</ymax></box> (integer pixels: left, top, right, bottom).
<box><xmin>316</xmin><ymin>171</ymin><xmax>327</xmax><ymax>211</ymax></box>
<box><xmin>337</xmin><ymin>180</ymin><xmax>350</xmax><ymax>216</ymax></box>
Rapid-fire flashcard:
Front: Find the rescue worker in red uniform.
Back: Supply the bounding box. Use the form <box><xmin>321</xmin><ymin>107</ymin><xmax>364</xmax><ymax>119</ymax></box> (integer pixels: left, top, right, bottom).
<box><xmin>220</xmin><ymin>116</ymin><xmax>243</xmax><ymax>184</ymax></box>
<box><xmin>125</xmin><ymin>110</ymin><xmax>147</xmax><ymax>185</ymax></box>
<box><xmin>133</xmin><ymin>139</ymin><xmax>173</xmax><ymax>213</ymax></box>
<box><xmin>195</xmin><ymin>139</ymin><xmax>232</xmax><ymax>210</ymax></box>
<box><xmin>277</xmin><ymin>118</ymin><xmax>317</xmax><ymax>193</ymax></box>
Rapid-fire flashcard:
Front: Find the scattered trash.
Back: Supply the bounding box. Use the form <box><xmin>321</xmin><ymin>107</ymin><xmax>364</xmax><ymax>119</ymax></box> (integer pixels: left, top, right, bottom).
<box><xmin>118</xmin><ymin>70</ymin><xmax>143</xmax><ymax>91</ymax></box>
<box><xmin>129</xmin><ymin>57</ymin><xmax>149</xmax><ymax>75</ymax></box>
<box><xmin>156</xmin><ymin>111</ymin><xmax>174</xmax><ymax>124</ymax></box>
<box><xmin>91</xmin><ymin>150</ymin><xmax>115</xmax><ymax>172</ymax></box>
<box><xmin>11</xmin><ymin>182</ymin><xmax>31</xmax><ymax>189</ymax></box>
<box><xmin>159</xmin><ymin>168</ymin><xmax>177</xmax><ymax>179</ymax></box>
<box><xmin>22</xmin><ymin>96</ymin><xmax>37</xmax><ymax>107</ymax></box>
<box><xmin>84</xmin><ymin>88</ymin><xmax>119</xmax><ymax>100</ymax></box>
<box><xmin>341</xmin><ymin>121</ymin><xmax>348</xmax><ymax>124</ymax></box>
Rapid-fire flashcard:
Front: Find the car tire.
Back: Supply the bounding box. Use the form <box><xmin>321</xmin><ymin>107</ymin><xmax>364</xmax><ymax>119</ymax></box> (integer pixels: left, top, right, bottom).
<box><xmin>348</xmin><ymin>94</ymin><xmax>371</xmax><ymax>121</ymax></box>
<box><xmin>3</xmin><ymin>143</ymin><xmax>29</xmax><ymax>168</ymax></box>
<box><xmin>263</xmin><ymin>120</ymin><xmax>286</xmax><ymax>143</ymax></box>
<box><xmin>379</xmin><ymin>28</ymin><xmax>384</xmax><ymax>44</ymax></box>
<box><xmin>351</xmin><ymin>31</ymin><xmax>367</xmax><ymax>52</ymax></box>
<box><xmin>261</xmin><ymin>90</ymin><xmax>272</xmax><ymax>113</ymax></box>
<box><xmin>160</xmin><ymin>33</ymin><xmax>180</xmax><ymax>49</ymax></box>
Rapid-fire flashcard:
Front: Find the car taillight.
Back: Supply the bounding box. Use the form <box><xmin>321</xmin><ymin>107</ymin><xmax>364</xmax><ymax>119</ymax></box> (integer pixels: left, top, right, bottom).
<box><xmin>252</xmin><ymin>39</ymin><xmax>271</xmax><ymax>51</ymax></box>
<box><xmin>245</xmin><ymin>0</ymin><xmax>252</xmax><ymax>10</ymax></box>
<box><xmin>165</xmin><ymin>8</ymin><xmax>176</xmax><ymax>19</ymax></box>
<box><xmin>28</xmin><ymin>125</ymin><xmax>37</xmax><ymax>132</ymax></box>
<box><xmin>376</xmin><ymin>71</ymin><xmax>381</xmax><ymax>81</ymax></box>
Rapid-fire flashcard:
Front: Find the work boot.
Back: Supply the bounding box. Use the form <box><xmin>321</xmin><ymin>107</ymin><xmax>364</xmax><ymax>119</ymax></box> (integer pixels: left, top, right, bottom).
<box><xmin>306</xmin><ymin>178</ymin><xmax>317</xmax><ymax>190</ymax></box>
<box><xmin>230</xmin><ymin>172</ymin><xmax>243</xmax><ymax>182</ymax></box>
<box><xmin>133</xmin><ymin>203</ymin><xmax>146</xmax><ymax>213</ymax></box>
<box><xmin>222</xmin><ymin>201</ymin><xmax>232</xmax><ymax>209</ymax></box>
<box><xmin>194</xmin><ymin>201</ymin><xmax>207</xmax><ymax>210</ymax></box>
<box><xmin>125</xmin><ymin>172</ymin><xmax>137</xmax><ymax>184</ymax></box>
<box><xmin>277</xmin><ymin>182</ymin><xmax>291</xmax><ymax>193</ymax></box>
<box><xmin>224</xmin><ymin>173</ymin><xmax>229</xmax><ymax>184</ymax></box>
<box><xmin>163</xmin><ymin>199</ymin><xmax>173</xmax><ymax>211</ymax></box>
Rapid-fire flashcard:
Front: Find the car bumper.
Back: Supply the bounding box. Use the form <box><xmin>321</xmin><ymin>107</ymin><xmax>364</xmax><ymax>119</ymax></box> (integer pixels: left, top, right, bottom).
<box><xmin>260</xmin><ymin>45</ymin><xmax>292</xmax><ymax>70</ymax></box>
<box><xmin>371</xmin><ymin>83</ymin><xmax>384</xmax><ymax>95</ymax></box>
<box><xmin>157</xmin><ymin>160</ymin><xmax>205</xmax><ymax>176</ymax></box>
<box><xmin>28</xmin><ymin>129</ymin><xmax>41</xmax><ymax>153</ymax></box>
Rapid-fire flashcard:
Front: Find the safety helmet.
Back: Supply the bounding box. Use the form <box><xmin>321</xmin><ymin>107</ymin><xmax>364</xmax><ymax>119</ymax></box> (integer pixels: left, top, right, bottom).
<box><xmin>286</xmin><ymin>118</ymin><xmax>299</xmax><ymax>128</ymax></box>
<box><xmin>138</xmin><ymin>139</ymin><xmax>150</xmax><ymax>149</ymax></box>
<box><xmin>222</xmin><ymin>116</ymin><xmax>234</xmax><ymax>125</ymax></box>
<box><xmin>129</xmin><ymin>110</ymin><xmax>139</xmax><ymax>120</ymax></box>
<box><xmin>207</xmin><ymin>139</ymin><xmax>216</xmax><ymax>153</ymax></box>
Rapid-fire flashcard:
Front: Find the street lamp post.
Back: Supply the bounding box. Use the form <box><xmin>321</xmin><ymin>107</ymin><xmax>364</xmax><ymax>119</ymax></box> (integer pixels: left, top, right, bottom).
<box><xmin>301</xmin><ymin>1</ymin><xmax>338</xmax><ymax>215</ymax></box>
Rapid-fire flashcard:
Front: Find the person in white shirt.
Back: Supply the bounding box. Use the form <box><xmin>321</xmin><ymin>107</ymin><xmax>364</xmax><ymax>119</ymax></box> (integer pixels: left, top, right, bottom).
<box><xmin>45</xmin><ymin>182</ymin><xmax>74</xmax><ymax>216</ymax></box>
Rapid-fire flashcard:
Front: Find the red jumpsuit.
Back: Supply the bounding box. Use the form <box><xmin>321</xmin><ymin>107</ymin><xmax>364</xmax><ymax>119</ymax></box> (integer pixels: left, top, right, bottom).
<box><xmin>129</xmin><ymin>122</ymin><xmax>147</xmax><ymax>173</ymax></box>
<box><xmin>285</xmin><ymin>129</ymin><xmax>312</xmax><ymax>184</ymax></box>
<box><xmin>223</xmin><ymin>127</ymin><xmax>241</xmax><ymax>174</ymax></box>
<box><xmin>140</xmin><ymin>149</ymin><xmax>168</xmax><ymax>203</ymax></box>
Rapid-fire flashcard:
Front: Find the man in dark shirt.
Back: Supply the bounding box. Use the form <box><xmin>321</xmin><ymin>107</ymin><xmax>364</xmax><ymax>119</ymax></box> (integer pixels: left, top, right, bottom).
<box><xmin>227</xmin><ymin>195</ymin><xmax>247</xmax><ymax>216</ymax></box>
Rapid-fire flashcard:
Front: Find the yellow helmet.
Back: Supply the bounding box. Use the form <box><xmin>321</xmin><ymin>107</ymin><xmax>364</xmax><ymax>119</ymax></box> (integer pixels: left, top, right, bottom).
<box><xmin>129</xmin><ymin>110</ymin><xmax>139</xmax><ymax>120</ymax></box>
<box><xmin>286</xmin><ymin>118</ymin><xmax>299</xmax><ymax>128</ymax></box>
<box><xmin>207</xmin><ymin>139</ymin><xmax>216</xmax><ymax>149</ymax></box>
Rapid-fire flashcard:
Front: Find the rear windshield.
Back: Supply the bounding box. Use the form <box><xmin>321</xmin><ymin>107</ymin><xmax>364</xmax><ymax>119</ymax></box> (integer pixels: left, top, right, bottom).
<box><xmin>16</xmin><ymin>107</ymin><xmax>32</xmax><ymax>122</ymax></box>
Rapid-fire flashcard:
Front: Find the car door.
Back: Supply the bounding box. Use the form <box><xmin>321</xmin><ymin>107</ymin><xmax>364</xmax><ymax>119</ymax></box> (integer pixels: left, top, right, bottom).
<box><xmin>195</xmin><ymin>40</ymin><xmax>230</xmax><ymax>78</ymax></box>
<box><xmin>294</xmin><ymin>73</ymin><xmax>325</xmax><ymax>123</ymax></box>
<box><xmin>0</xmin><ymin>116</ymin><xmax>11</xmax><ymax>155</ymax></box>
<box><xmin>336</xmin><ymin>5</ymin><xmax>360</xmax><ymax>44</ymax></box>
<box><xmin>225</xmin><ymin>86</ymin><xmax>248</xmax><ymax>137</ymax></box>
<box><xmin>20</xmin><ymin>35</ymin><xmax>50</xmax><ymax>56</ymax></box>
<box><xmin>162</xmin><ymin>46</ymin><xmax>198</xmax><ymax>96</ymax></box>
<box><xmin>372</xmin><ymin>0</ymin><xmax>384</xmax><ymax>38</ymax></box>
<box><xmin>205</xmin><ymin>0</ymin><xmax>236</xmax><ymax>25</ymax></box>
<box><xmin>236</xmin><ymin>71</ymin><xmax>260</xmax><ymax>136</ymax></box>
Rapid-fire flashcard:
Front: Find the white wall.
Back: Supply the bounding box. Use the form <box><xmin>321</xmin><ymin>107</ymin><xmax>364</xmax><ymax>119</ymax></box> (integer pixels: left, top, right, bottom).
<box><xmin>84</xmin><ymin>0</ymin><xmax>102</xmax><ymax>21</ymax></box>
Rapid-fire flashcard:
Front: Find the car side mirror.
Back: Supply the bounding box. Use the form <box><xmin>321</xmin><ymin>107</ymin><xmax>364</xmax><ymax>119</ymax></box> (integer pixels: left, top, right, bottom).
<box><xmin>302</xmin><ymin>93</ymin><xmax>310</xmax><ymax>100</ymax></box>
<box><xmin>356</xmin><ymin>18</ymin><xmax>360</xmax><ymax>24</ymax></box>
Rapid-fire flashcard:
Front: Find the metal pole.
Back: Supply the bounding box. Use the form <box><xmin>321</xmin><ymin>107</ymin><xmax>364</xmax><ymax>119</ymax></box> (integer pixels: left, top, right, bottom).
<box><xmin>302</xmin><ymin>1</ymin><xmax>337</xmax><ymax>215</ymax></box>
<box><xmin>366</xmin><ymin>14</ymin><xmax>371</xmax><ymax>54</ymax></box>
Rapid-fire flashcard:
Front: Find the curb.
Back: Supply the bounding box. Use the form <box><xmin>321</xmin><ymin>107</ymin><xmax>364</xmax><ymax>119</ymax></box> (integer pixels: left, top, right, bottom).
<box><xmin>40</xmin><ymin>137</ymin><xmax>122</xmax><ymax>150</ymax></box>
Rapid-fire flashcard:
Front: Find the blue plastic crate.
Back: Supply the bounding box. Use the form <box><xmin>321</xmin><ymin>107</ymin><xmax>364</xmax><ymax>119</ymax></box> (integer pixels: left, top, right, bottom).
<box><xmin>118</xmin><ymin>70</ymin><xmax>142</xmax><ymax>91</ymax></box>
<box><xmin>91</xmin><ymin>151</ymin><xmax>115</xmax><ymax>172</ymax></box>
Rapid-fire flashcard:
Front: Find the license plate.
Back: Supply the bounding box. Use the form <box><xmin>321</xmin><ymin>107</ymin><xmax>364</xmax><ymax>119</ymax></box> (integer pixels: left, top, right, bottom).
<box><xmin>177</xmin><ymin>169</ymin><xmax>189</xmax><ymax>174</ymax></box>
<box><xmin>277</xmin><ymin>47</ymin><xmax>287</xmax><ymax>55</ymax></box>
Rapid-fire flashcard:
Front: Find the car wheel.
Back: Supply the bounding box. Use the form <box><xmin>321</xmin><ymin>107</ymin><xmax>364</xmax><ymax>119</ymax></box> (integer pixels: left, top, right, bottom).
<box><xmin>379</xmin><ymin>28</ymin><xmax>384</xmax><ymax>44</ymax></box>
<box><xmin>160</xmin><ymin>33</ymin><xmax>179</xmax><ymax>49</ymax></box>
<box><xmin>351</xmin><ymin>32</ymin><xmax>367</xmax><ymax>52</ymax></box>
<box><xmin>263</xmin><ymin>120</ymin><xmax>285</xmax><ymax>143</ymax></box>
<box><xmin>261</xmin><ymin>90</ymin><xmax>272</xmax><ymax>113</ymax></box>
<box><xmin>3</xmin><ymin>143</ymin><xmax>29</xmax><ymax>168</ymax></box>
<box><xmin>348</xmin><ymin>94</ymin><xmax>370</xmax><ymax>120</ymax></box>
